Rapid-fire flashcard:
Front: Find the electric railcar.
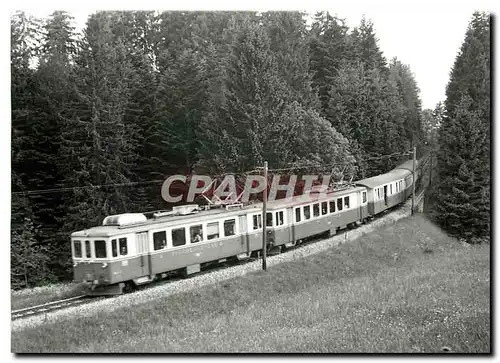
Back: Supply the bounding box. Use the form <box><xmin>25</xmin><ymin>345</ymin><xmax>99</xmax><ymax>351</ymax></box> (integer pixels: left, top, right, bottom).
<box><xmin>71</xmin><ymin>160</ymin><xmax>419</xmax><ymax>295</ymax></box>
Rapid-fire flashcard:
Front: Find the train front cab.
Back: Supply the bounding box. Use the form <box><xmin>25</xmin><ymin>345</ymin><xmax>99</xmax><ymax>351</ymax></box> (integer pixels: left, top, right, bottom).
<box><xmin>71</xmin><ymin>233</ymin><xmax>139</xmax><ymax>295</ymax></box>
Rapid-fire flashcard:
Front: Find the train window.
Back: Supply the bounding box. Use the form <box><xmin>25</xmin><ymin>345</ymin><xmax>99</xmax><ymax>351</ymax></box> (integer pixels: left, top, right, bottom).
<box><xmin>344</xmin><ymin>196</ymin><xmax>350</xmax><ymax>209</ymax></box>
<box><xmin>276</xmin><ymin>211</ymin><xmax>284</xmax><ymax>226</ymax></box>
<box><xmin>295</xmin><ymin>208</ymin><xmax>301</xmax><ymax>222</ymax></box>
<box><xmin>154</xmin><ymin>231</ymin><xmax>167</xmax><ymax>250</ymax></box>
<box><xmin>329</xmin><ymin>200</ymin><xmax>336</xmax><ymax>213</ymax></box>
<box><xmin>304</xmin><ymin>205</ymin><xmax>311</xmax><ymax>220</ymax></box>
<box><xmin>111</xmin><ymin>239</ymin><xmax>118</xmax><ymax>257</ymax></box>
<box><xmin>390</xmin><ymin>184</ymin><xmax>393</xmax><ymax>194</ymax></box>
<box><xmin>321</xmin><ymin>202</ymin><xmax>328</xmax><ymax>215</ymax></box>
<box><xmin>266</xmin><ymin>212</ymin><xmax>273</xmax><ymax>227</ymax></box>
<box><xmin>224</xmin><ymin>220</ymin><xmax>236</xmax><ymax>237</ymax></box>
<box><xmin>85</xmin><ymin>240</ymin><xmax>91</xmax><ymax>258</ymax></box>
<box><xmin>95</xmin><ymin>240</ymin><xmax>107</xmax><ymax>258</ymax></box>
<box><xmin>190</xmin><ymin>225</ymin><xmax>203</xmax><ymax>242</ymax></box>
<box><xmin>172</xmin><ymin>228</ymin><xmax>186</xmax><ymax>247</ymax></box>
<box><xmin>207</xmin><ymin>222</ymin><xmax>220</xmax><ymax>239</ymax></box>
<box><xmin>337</xmin><ymin>198</ymin><xmax>343</xmax><ymax>211</ymax></box>
<box><xmin>73</xmin><ymin>240</ymin><xmax>82</xmax><ymax>258</ymax></box>
<box><xmin>362</xmin><ymin>192</ymin><xmax>367</xmax><ymax>203</ymax></box>
<box><xmin>313</xmin><ymin>204</ymin><xmax>320</xmax><ymax>217</ymax></box>
<box><xmin>119</xmin><ymin>238</ymin><xmax>128</xmax><ymax>255</ymax></box>
<box><xmin>253</xmin><ymin>215</ymin><xmax>262</xmax><ymax>230</ymax></box>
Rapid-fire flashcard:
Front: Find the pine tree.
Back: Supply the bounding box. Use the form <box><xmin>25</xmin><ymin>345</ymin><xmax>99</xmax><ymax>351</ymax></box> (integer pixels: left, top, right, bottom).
<box><xmin>309</xmin><ymin>12</ymin><xmax>352</xmax><ymax>115</ymax></box>
<box><xmin>350</xmin><ymin>17</ymin><xmax>387</xmax><ymax>72</ymax></box>
<box><xmin>435</xmin><ymin>95</ymin><xmax>489</xmax><ymax>239</ymax></box>
<box><xmin>261</xmin><ymin>11</ymin><xmax>319</xmax><ymax>110</ymax></box>
<box><xmin>30</xmin><ymin>12</ymin><xmax>78</xmax><ymax>276</ymax></box>
<box><xmin>434</xmin><ymin>12</ymin><xmax>490</xmax><ymax>240</ymax></box>
<box><xmin>11</xmin><ymin>12</ymin><xmax>54</xmax><ymax>286</ymax></box>
<box><xmin>196</xmin><ymin>21</ymin><xmax>288</xmax><ymax>172</ymax></box>
<box><xmin>60</xmin><ymin>12</ymin><xmax>139</xmax><ymax>236</ymax></box>
<box><xmin>388</xmin><ymin>58</ymin><xmax>423</xmax><ymax>153</ymax></box>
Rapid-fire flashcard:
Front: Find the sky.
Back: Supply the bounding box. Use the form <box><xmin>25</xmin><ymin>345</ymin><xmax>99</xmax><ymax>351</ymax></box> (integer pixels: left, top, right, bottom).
<box><xmin>19</xmin><ymin>0</ymin><xmax>494</xmax><ymax>110</ymax></box>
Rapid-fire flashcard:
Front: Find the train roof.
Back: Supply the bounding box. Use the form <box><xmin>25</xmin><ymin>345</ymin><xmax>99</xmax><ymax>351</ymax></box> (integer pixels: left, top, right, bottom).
<box><xmin>355</xmin><ymin>168</ymin><xmax>411</xmax><ymax>189</ymax></box>
<box><xmin>393</xmin><ymin>159</ymin><xmax>418</xmax><ymax>172</ymax></box>
<box><xmin>71</xmin><ymin>204</ymin><xmax>262</xmax><ymax>238</ymax></box>
<box><xmin>71</xmin><ymin>186</ymin><xmax>367</xmax><ymax>238</ymax></box>
<box><xmin>267</xmin><ymin>186</ymin><xmax>366</xmax><ymax>210</ymax></box>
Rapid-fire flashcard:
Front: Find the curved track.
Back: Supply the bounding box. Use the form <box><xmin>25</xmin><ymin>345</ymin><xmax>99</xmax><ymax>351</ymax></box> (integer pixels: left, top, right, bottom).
<box><xmin>11</xmin><ymin>295</ymin><xmax>96</xmax><ymax>321</ymax></box>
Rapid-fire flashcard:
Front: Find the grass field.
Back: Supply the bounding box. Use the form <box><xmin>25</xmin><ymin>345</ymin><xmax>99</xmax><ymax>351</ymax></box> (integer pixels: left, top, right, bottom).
<box><xmin>12</xmin><ymin>215</ymin><xmax>490</xmax><ymax>353</ymax></box>
<box><xmin>11</xmin><ymin>283</ymin><xmax>87</xmax><ymax>311</ymax></box>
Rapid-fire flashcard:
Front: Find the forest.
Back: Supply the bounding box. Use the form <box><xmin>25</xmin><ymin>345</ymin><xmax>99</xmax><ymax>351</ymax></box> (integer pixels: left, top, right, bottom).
<box><xmin>10</xmin><ymin>11</ymin><xmax>489</xmax><ymax>288</ymax></box>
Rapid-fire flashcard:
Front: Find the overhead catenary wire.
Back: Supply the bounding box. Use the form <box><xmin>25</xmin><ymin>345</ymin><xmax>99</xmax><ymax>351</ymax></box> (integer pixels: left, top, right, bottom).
<box><xmin>12</xmin><ymin>150</ymin><xmax>416</xmax><ymax>196</ymax></box>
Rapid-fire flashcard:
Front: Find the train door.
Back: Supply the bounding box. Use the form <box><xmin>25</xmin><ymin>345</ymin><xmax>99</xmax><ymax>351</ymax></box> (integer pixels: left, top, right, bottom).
<box><xmin>383</xmin><ymin>185</ymin><xmax>388</xmax><ymax>206</ymax></box>
<box><xmin>135</xmin><ymin>232</ymin><xmax>151</xmax><ymax>277</ymax></box>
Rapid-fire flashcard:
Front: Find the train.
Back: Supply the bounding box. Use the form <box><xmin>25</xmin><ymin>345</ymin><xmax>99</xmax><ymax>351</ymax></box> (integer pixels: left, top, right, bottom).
<box><xmin>71</xmin><ymin>159</ymin><xmax>420</xmax><ymax>295</ymax></box>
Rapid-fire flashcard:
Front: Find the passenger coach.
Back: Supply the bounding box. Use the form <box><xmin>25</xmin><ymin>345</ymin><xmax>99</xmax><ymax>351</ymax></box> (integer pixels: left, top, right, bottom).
<box><xmin>355</xmin><ymin>160</ymin><xmax>418</xmax><ymax>215</ymax></box>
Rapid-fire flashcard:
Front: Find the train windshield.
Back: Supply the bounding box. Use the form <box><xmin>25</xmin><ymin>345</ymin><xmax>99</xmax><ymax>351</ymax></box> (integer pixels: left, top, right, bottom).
<box><xmin>95</xmin><ymin>240</ymin><xmax>107</xmax><ymax>258</ymax></box>
<box><xmin>73</xmin><ymin>240</ymin><xmax>82</xmax><ymax>258</ymax></box>
<box><xmin>72</xmin><ymin>238</ymin><xmax>111</xmax><ymax>259</ymax></box>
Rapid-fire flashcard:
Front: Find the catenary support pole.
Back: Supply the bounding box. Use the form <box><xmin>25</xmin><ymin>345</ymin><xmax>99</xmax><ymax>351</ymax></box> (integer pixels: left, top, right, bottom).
<box><xmin>262</xmin><ymin>161</ymin><xmax>268</xmax><ymax>271</ymax></box>
<box><xmin>411</xmin><ymin>146</ymin><xmax>416</xmax><ymax>215</ymax></box>
<box><xmin>429</xmin><ymin>132</ymin><xmax>433</xmax><ymax>187</ymax></box>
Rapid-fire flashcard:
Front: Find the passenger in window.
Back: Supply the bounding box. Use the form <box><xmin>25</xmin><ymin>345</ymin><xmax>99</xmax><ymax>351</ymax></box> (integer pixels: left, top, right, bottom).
<box><xmin>121</xmin><ymin>246</ymin><xmax>127</xmax><ymax>255</ymax></box>
<box><xmin>161</xmin><ymin>240</ymin><xmax>167</xmax><ymax>248</ymax></box>
<box><xmin>225</xmin><ymin>224</ymin><xmax>234</xmax><ymax>236</ymax></box>
<box><xmin>192</xmin><ymin>233</ymin><xmax>202</xmax><ymax>243</ymax></box>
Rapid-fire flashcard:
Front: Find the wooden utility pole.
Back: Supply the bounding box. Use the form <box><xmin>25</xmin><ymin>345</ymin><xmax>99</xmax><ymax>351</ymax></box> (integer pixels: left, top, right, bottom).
<box><xmin>411</xmin><ymin>146</ymin><xmax>416</xmax><ymax>215</ymax></box>
<box><xmin>429</xmin><ymin>132</ymin><xmax>433</xmax><ymax>187</ymax></box>
<box><xmin>262</xmin><ymin>161</ymin><xmax>268</xmax><ymax>271</ymax></box>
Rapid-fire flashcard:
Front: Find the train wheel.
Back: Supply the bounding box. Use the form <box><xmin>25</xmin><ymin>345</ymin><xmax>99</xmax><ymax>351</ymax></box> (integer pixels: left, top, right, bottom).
<box><xmin>123</xmin><ymin>281</ymin><xmax>135</xmax><ymax>294</ymax></box>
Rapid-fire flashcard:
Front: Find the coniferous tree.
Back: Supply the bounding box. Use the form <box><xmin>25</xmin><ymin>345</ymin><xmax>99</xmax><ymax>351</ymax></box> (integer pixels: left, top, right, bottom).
<box><xmin>262</xmin><ymin>11</ymin><xmax>319</xmax><ymax>110</ymax></box>
<box><xmin>32</xmin><ymin>12</ymin><xmax>77</xmax><ymax>275</ymax></box>
<box><xmin>11</xmin><ymin>12</ymin><xmax>53</xmax><ymax>286</ymax></box>
<box><xmin>388</xmin><ymin>58</ymin><xmax>423</xmax><ymax>153</ymax></box>
<box><xmin>60</xmin><ymin>12</ymin><xmax>139</xmax><ymax>237</ymax></box>
<box><xmin>309</xmin><ymin>12</ymin><xmax>352</xmax><ymax>116</ymax></box>
<box><xmin>435</xmin><ymin>12</ymin><xmax>490</xmax><ymax>240</ymax></box>
<box><xmin>197</xmin><ymin>20</ymin><xmax>292</xmax><ymax>172</ymax></box>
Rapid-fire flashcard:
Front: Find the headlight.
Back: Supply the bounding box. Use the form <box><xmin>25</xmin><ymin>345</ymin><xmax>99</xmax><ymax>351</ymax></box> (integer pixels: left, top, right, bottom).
<box><xmin>101</xmin><ymin>263</ymin><xmax>108</xmax><ymax>268</ymax></box>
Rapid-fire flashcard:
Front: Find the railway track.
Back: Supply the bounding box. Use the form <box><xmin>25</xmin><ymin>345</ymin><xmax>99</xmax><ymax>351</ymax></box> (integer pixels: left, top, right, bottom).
<box><xmin>11</xmin><ymin>295</ymin><xmax>97</xmax><ymax>321</ymax></box>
